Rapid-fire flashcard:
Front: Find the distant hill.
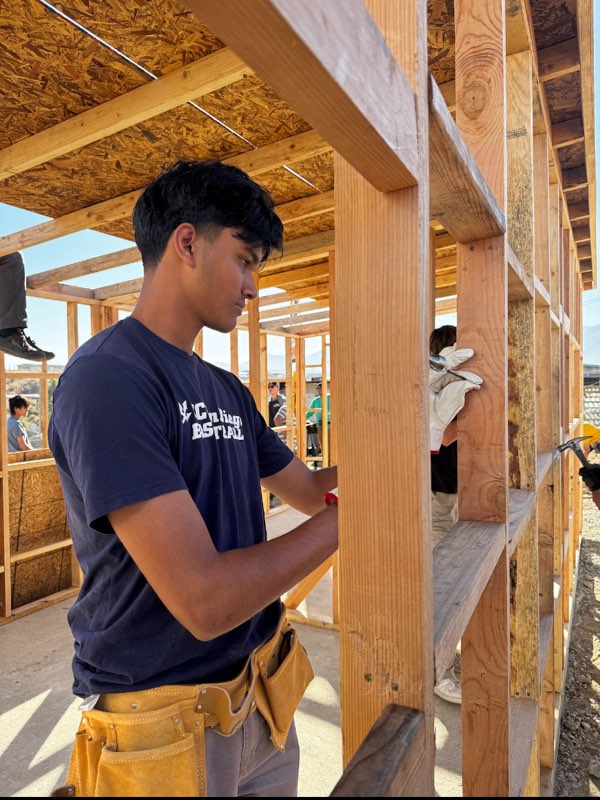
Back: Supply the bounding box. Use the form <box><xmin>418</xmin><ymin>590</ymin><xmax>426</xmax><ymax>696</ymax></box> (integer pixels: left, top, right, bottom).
<box><xmin>584</xmin><ymin>325</ymin><xmax>600</xmax><ymax>366</ymax></box>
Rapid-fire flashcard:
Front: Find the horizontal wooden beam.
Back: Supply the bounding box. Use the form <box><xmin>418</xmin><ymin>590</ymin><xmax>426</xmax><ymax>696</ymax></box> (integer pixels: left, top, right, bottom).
<box><xmin>433</xmin><ymin>519</ymin><xmax>505</xmax><ymax>684</ymax></box>
<box><xmin>255</xmin><ymin>298</ymin><xmax>329</xmax><ymax>321</ymax></box>
<box><xmin>266</xmin><ymin>309</ymin><xmax>329</xmax><ymax>328</ymax></box>
<box><xmin>567</xmin><ymin>201</ymin><xmax>589</xmax><ymax>222</ymax></box>
<box><xmin>577</xmin><ymin>244</ymin><xmax>592</xmax><ymax>259</ymax></box>
<box><xmin>573</xmin><ymin>223</ymin><xmax>590</xmax><ymax>243</ymax></box>
<box><xmin>263</xmin><ymin>230</ymin><xmax>334</xmax><ymax>271</ymax></box>
<box><xmin>562</xmin><ymin>165</ymin><xmax>587</xmax><ymax>192</ymax></box>
<box><xmin>27</xmin><ymin>247</ymin><xmax>142</xmax><ymax>289</ymax></box>
<box><xmin>95</xmin><ymin>277</ymin><xmax>143</xmax><ymax>301</ymax></box>
<box><xmin>0</xmin><ymin>130</ymin><xmax>330</xmax><ymax>257</ymax></box>
<box><xmin>259</xmin><ymin>262</ymin><xmax>329</xmax><ymax>290</ymax></box>
<box><xmin>551</xmin><ymin>117</ymin><xmax>584</xmax><ymax>149</ymax></box>
<box><xmin>259</xmin><ymin>283</ymin><xmax>329</xmax><ymax>307</ymax></box>
<box><xmin>27</xmin><ymin>283</ymin><xmax>99</xmax><ymax>305</ymax></box>
<box><xmin>0</xmin><ymin>48</ymin><xmax>250</xmax><ymax>181</ymax></box>
<box><xmin>186</xmin><ymin>0</ymin><xmax>418</xmax><ymax>192</ymax></box>
<box><xmin>538</xmin><ymin>37</ymin><xmax>580</xmax><ymax>82</ymax></box>
<box><xmin>434</xmin><ymin>297</ymin><xmax>457</xmax><ymax>315</ymax></box>
<box><xmin>276</xmin><ymin>190</ymin><xmax>334</xmax><ymax>225</ymax></box>
<box><xmin>330</xmin><ymin>705</ymin><xmax>425</xmax><ymax>798</ymax></box>
<box><xmin>429</xmin><ymin>75</ymin><xmax>506</xmax><ymax>242</ymax></box>
<box><xmin>286</xmin><ymin>321</ymin><xmax>330</xmax><ymax>337</ymax></box>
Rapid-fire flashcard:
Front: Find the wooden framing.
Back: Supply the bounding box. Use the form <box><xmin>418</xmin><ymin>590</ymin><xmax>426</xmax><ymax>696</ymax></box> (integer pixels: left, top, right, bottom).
<box><xmin>0</xmin><ymin>0</ymin><xmax>594</xmax><ymax>795</ymax></box>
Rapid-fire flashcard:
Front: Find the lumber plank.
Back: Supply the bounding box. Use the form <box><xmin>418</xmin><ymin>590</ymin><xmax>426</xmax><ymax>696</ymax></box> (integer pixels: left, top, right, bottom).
<box><xmin>186</xmin><ymin>0</ymin><xmax>419</xmax><ymax>191</ymax></box>
<box><xmin>428</xmin><ymin>75</ymin><xmax>505</xmax><ymax>242</ymax></box>
<box><xmin>433</xmin><ymin>519</ymin><xmax>505</xmax><ymax>683</ymax></box>
<box><xmin>330</xmin><ymin>706</ymin><xmax>425</xmax><ymax>797</ymax></box>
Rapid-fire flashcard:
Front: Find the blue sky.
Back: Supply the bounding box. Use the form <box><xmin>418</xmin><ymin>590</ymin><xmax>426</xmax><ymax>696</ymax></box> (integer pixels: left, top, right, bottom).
<box><xmin>1</xmin><ymin>5</ymin><xmax>599</xmax><ymax>365</ymax></box>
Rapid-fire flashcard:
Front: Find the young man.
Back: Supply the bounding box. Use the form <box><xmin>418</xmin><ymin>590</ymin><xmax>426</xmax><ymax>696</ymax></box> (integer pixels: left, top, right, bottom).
<box><xmin>268</xmin><ymin>381</ymin><xmax>286</xmax><ymax>428</ymax></box>
<box><xmin>0</xmin><ymin>253</ymin><xmax>55</xmax><ymax>361</ymax></box>
<box><xmin>7</xmin><ymin>395</ymin><xmax>34</xmax><ymax>452</ymax></box>
<box><xmin>49</xmin><ymin>160</ymin><xmax>338</xmax><ymax>798</ymax></box>
<box><xmin>306</xmin><ymin>382</ymin><xmax>331</xmax><ymax>448</ymax></box>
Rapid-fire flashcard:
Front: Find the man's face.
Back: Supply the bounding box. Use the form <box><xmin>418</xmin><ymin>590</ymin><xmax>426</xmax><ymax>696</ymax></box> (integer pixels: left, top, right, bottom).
<box><xmin>190</xmin><ymin>228</ymin><xmax>263</xmax><ymax>334</ymax></box>
<box><xmin>268</xmin><ymin>384</ymin><xmax>279</xmax><ymax>399</ymax></box>
<box><xmin>15</xmin><ymin>405</ymin><xmax>28</xmax><ymax>419</ymax></box>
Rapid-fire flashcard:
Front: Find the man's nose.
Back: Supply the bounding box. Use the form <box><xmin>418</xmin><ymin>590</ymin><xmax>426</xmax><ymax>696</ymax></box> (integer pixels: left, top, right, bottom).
<box><xmin>243</xmin><ymin>272</ymin><xmax>258</xmax><ymax>300</ymax></box>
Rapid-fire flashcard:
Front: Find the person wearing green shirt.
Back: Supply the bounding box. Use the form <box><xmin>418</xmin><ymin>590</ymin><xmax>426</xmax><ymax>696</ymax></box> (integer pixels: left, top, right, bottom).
<box><xmin>306</xmin><ymin>382</ymin><xmax>331</xmax><ymax>448</ymax></box>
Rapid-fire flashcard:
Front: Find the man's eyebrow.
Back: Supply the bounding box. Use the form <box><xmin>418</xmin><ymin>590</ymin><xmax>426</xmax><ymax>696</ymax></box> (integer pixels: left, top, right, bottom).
<box><xmin>242</xmin><ymin>243</ymin><xmax>263</xmax><ymax>266</ymax></box>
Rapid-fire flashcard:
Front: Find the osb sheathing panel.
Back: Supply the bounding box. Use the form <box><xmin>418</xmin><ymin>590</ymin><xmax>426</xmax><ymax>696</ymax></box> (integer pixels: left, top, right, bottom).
<box><xmin>565</xmin><ymin>187</ymin><xmax>588</xmax><ymax>204</ymax></box>
<box><xmin>0</xmin><ymin>104</ymin><xmax>250</xmax><ymax>220</ymax></box>
<box><xmin>530</xmin><ymin>0</ymin><xmax>577</xmax><ymax>50</ymax></box>
<box><xmin>291</xmin><ymin>152</ymin><xmax>335</xmax><ymax>194</ymax></box>
<box><xmin>55</xmin><ymin>0</ymin><xmax>223</xmax><ymax>75</ymax></box>
<box><xmin>546</xmin><ymin>75</ymin><xmax>582</xmax><ymax>125</ymax></box>
<box><xmin>198</xmin><ymin>75</ymin><xmax>311</xmax><ymax>148</ymax></box>
<box><xmin>11</xmin><ymin>549</ymin><xmax>72</xmax><ymax>610</ymax></box>
<box><xmin>427</xmin><ymin>0</ymin><xmax>455</xmax><ymax>85</ymax></box>
<box><xmin>558</xmin><ymin>141</ymin><xmax>586</xmax><ymax>171</ymax></box>
<box><xmin>284</xmin><ymin>211</ymin><xmax>336</xmax><ymax>242</ymax></box>
<box><xmin>255</xmin><ymin>168</ymin><xmax>318</xmax><ymax>207</ymax></box>
<box><xmin>0</xmin><ymin>0</ymin><xmax>146</xmax><ymax>150</ymax></box>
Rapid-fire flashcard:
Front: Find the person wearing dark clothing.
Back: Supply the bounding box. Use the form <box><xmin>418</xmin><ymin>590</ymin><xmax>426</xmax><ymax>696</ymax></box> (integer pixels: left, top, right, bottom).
<box><xmin>0</xmin><ymin>252</ymin><xmax>54</xmax><ymax>361</ymax></box>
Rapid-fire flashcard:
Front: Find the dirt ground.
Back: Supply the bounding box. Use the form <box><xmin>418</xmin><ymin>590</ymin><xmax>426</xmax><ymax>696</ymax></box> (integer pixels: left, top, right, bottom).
<box><xmin>555</xmin><ymin>491</ymin><xmax>600</xmax><ymax>797</ymax></box>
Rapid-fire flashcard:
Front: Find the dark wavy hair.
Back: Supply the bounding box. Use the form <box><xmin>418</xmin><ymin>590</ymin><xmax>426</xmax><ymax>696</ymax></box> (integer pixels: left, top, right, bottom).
<box><xmin>429</xmin><ymin>325</ymin><xmax>456</xmax><ymax>356</ymax></box>
<box><xmin>133</xmin><ymin>160</ymin><xmax>284</xmax><ymax>270</ymax></box>
<box><xmin>9</xmin><ymin>395</ymin><xmax>29</xmax><ymax>415</ymax></box>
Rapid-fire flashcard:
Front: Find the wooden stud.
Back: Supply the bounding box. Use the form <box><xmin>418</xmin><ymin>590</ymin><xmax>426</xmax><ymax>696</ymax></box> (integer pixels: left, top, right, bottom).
<box><xmin>230</xmin><ymin>329</ymin><xmax>239</xmax><ymax>377</ymax></box>
<box><xmin>455</xmin><ymin>0</ymin><xmax>510</xmax><ymax>793</ymax></box>
<box><xmin>0</xmin><ymin>355</ymin><xmax>10</xmax><ymax>618</ymax></box>
<box><xmin>334</xmin><ymin>0</ymin><xmax>433</xmax><ymax>785</ymax></box>
<box><xmin>66</xmin><ymin>302</ymin><xmax>79</xmax><ymax>359</ymax></box>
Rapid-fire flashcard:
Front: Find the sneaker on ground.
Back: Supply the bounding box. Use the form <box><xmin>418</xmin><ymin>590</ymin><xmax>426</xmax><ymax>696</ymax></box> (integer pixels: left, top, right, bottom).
<box><xmin>434</xmin><ymin>675</ymin><xmax>462</xmax><ymax>704</ymax></box>
<box><xmin>0</xmin><ymin>328</ymin><xmax>54</xmax><ymax>361</ymax></box>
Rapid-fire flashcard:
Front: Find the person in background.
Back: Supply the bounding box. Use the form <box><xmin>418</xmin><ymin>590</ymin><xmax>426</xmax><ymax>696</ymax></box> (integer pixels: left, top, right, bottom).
<box><xmin>7</xmin><ymin>395</ymin><xmax>34</xmax><ymax>452</ymax></box>
<box><xmin>0</xmin><ymin>253</ymin><xmax>55</xmax><ymax>361</ymax></box>
<box><xmin>268</xmin><ymin>381</ymin><xmax>286</xmax><ymax>429</ymax></box>
<box><xmin>579</xmin><ymin>465</ymin><xmax>600</xmax><ymax>511</ymax></box>
<box><xmin>429</xmin><ymin>324</ymin><xmax>461</xmax><ymax>705</ymax></box>
<box><xmin>306</xmin><ymin>381</ymin><xmax>331</xmax><ymax>449</ymax></box>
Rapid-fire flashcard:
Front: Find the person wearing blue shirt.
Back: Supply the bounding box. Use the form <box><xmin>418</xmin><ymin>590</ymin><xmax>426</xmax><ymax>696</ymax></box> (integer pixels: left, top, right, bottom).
<box><xmin>49</xmin><ymin>160</ymin><xmax>338</xmax><ymax>798</ymax></box>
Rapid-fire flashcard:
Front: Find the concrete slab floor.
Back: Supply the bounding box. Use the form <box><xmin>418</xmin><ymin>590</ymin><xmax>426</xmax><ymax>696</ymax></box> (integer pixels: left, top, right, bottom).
<box><xmin>0</xmin><ymin>507</ymin><xmax>461</xmax><ymax>797</ymax></box>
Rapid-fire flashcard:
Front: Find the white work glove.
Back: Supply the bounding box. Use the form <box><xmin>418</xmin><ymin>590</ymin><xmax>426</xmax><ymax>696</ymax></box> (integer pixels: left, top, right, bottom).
<box><xmin>429</xmin><ymin>345</ymin><xmax>482</xmax><ymax>453</ymax></box>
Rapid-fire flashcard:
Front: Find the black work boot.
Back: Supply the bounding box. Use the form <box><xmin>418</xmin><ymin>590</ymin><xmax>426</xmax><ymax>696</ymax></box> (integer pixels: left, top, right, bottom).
<box><xmin>0</xmin><ymin>328</ymin><xmax>54</xmax><ymax>361</ymax></box>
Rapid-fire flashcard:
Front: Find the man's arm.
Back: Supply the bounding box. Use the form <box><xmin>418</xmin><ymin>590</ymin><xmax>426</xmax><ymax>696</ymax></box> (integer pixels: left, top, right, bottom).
<box><xmin>261</xmin><ymin>456</ymin><xmax>337</xmax><ymax>516</ymax></box>
<box><xmin>108</xmin><ymin>488</ymin><xmax>337</xmax><ymax>641</ymax></box>
<box><xmin>17</xmin><ymin>434</ymin><xmax>33</xmax><ymax>451</ymax></box>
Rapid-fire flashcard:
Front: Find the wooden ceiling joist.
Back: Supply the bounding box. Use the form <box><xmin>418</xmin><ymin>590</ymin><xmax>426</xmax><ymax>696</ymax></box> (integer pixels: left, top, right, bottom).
<box><xmin>277</xmin><ymin>320</ymin><xmax>330</xmax><ymax>337</ymax></box>
<box><xmin>262</xmin><ymin>309</ymin><xmax>329</xmax><ymax>329</ymax></box>
<box><xmin>562</xmin><ymin>165</ymin><xmax>588</xmax><ymax>193</ymax></box>
<box><xmin>0</xmin><ymin>48</ymin><xmax>251</xmax><ymax>182</ymax></box>
<box><xmin>567</xmin><ymin>201</ymin><xmax>589</xmax><ymax>222</ymax></box>
<box><xmin>27</xmin><ymin>283</ymin><xmax>98</xmax><ymax>305</ymax></box>
<box><xmin>27</xmin><ymin>247</ymin><xmax>142</xmax><ymax>290</ymax></box>
<box><xmin>263</xmin><ymin>230</ymin><xmax>334</xmax><ymax>271</ymax></box>
<box><xmin>538</xmin><ymin>37</ymin><xmax>580</xmax><ymax>82</ymax></box>
<box><xmin>0</xmin><ymin>130</ymin><xmax>330</xmax><ymax>257</ymax></box>
<box><xmin>95</xmin><ymin>278</ymin><xmax>144</xmax><ymax>302</ymax></box>
<box><xmin>259</xmin><ymin>262</ymin><xmax>329</xmax><ymax>290</ymax></box>
<box><xmin>254</xmin><ymin>298</ymin><xmax>329</xmax><ymax>321</ymax></box>
<box><xmin>258</xmin><ymin>283</ymin><xmax>329</xmax><ymax>307</ymax></box>
<box><xmin>551</xmin><ymin>118</ymin><xmax>585</xmax><ymax>149</ymax></box>
<box><xmin>185</xmin><ymin>0</ymin><xmax>419</xmax><ymax>192</ymax></box>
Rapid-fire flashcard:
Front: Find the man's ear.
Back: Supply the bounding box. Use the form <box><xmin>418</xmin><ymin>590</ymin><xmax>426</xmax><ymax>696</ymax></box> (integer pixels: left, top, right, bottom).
<box><xmin>172</xmin><ymin>223</ymin><xmax>198</xmax><ymax>265</ymax></box>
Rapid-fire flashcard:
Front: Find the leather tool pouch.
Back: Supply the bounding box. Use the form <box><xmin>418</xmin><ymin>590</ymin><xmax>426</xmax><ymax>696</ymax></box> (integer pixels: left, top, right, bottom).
<box><xmin>254</xmin><ymin>615</ymin><xmax>314</xmax><ymax>751</ymax></box>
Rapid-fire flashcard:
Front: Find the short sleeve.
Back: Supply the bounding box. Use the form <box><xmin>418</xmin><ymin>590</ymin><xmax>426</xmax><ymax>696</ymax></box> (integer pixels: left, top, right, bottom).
<box><xmin>251</xmin><ymin>394</ymin><xmax>294</xmax><ymax>478</ymax></box>
<box><xmin>50</xmin><ymin>354</ymin><xmax>187</xmax><ymax>530</ymax></box>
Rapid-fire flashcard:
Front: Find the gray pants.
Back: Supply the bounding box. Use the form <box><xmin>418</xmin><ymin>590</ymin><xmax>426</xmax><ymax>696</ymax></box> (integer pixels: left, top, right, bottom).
<box><xmin>205</xmin><ymin>713</ymin><xmax>299</xmax><ymax>797</ymax></box>
<box><xmin>0</xmin><ymin>253</ymin><xmax>27</xmax><ymax>330</ymax></box>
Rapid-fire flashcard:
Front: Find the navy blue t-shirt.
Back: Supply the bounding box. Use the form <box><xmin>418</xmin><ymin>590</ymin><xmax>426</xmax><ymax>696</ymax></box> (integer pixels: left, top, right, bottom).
<box><xmin>49</xmin><ymin>317</ymin><xmax>294</xmax><ymax>697</ymax></box>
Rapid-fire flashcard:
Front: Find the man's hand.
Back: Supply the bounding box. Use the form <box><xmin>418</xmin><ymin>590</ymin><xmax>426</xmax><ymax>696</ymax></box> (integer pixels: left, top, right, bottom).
<box><xmin>579</xmin><ymin>465</ymin><xmax>600</xmax><ymax>492</ymax></box>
